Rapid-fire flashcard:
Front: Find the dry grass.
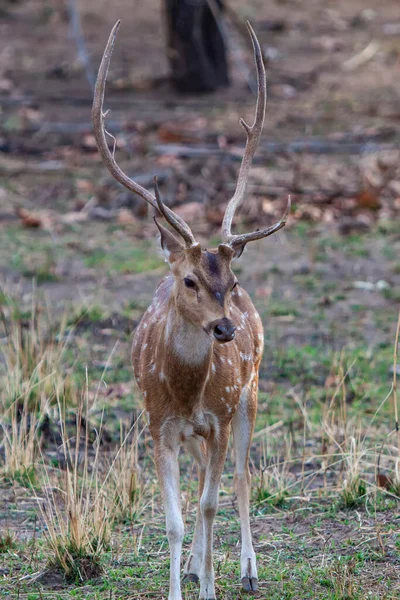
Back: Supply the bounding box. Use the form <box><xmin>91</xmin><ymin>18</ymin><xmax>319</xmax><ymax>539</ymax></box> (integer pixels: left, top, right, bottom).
<box><xmin>0</xmin><ymin>290</ymin><xmax>399</xmax><ymax>591</ymax></box>
<box><xmin>35</xmin><ymin>391</ymin><xmax>145</xmax><ymax>582</ymax></box>
<box><xmin>36</xmin><ymin>390</ymin><xmax>111</xmax><ymax>582</ymax></box>
<box><xmin>0</xmin><ymin>291</ymin><xmax>145</xmax><ymax>582</ymax></box>
<box><xmin>108</xmin><ymin>419</ymin><xmax>145</xmax><ymax>523</ymax></box>
<box><xmin>253</xmin><ymin>314</ymin><xmax>400</xmax><ymax>511</ymax></box>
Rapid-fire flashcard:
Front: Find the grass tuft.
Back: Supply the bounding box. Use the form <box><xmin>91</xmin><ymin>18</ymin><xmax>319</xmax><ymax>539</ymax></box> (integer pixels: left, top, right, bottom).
<box><xmin>0</xmin><ymin>531</ymin><xmax>16</xmax><ymax>553</ymax></box>
<box><xmin>37</xmin><ymin>392</ymin><xmax>111</xmax><ymax>583</ymax></box>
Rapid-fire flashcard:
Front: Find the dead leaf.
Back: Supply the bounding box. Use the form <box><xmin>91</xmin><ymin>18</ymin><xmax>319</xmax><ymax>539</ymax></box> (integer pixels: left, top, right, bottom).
<box><xmin>81</xmin><ymin>134</ymin><xmax>97</xmax><ymax>150</ymax></box>
<box><xmin>262</xmin><ymin>199</ymin><xmax>276</xmax><ymax>215</ymax></box>
<box><xmin>356</xmin><ymin>188</ymin><xmax>380</xmax><ymax>209</ymax></box>
<box><xmin>15</xmin><ymin>207</ymin><xmax>47</xmax><ymax>228</ymax></box>
<box><xmin>294</xmin><ymin>204</ymin><xmax>322</xmax><ymax>221</ymax></box>
<box><xmin>377</xmin><ymin>473</ymin><xmax>393</xmax><ymax>490</ymax></box>
<box><xmin>157</xmin><ymin>119</ymin><xmax>207</xmax><ymax>144</ymax></box>
<box><xmin>158</xmin><ymin>126</ymin><xmax>193</xmax><ymax>144</ymax></box>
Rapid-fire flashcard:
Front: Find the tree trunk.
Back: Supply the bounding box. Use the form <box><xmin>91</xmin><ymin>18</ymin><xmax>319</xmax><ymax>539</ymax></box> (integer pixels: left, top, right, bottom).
<box><xmin>165</xmin><ymin>0</ymin><xmax>229</xmax><ymax>94</ymax></box>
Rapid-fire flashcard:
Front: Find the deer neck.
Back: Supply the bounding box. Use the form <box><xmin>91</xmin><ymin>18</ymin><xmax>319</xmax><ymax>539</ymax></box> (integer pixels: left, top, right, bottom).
<box><xmin>164</xmin><ymin>300</ymin><xmax>213</xmax><ymax>367</ymax></box>
<box><xmin>161</xmin><ymin>299</ymin><xmax>213</xmax><ymax>405</ymax></box>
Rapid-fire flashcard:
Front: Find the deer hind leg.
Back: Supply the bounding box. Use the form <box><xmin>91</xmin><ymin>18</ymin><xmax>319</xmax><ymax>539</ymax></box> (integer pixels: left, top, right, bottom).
<box><xmin>153</xmin><ymin>437</ymin><xmax>184</xmax><ymax>600</ymax></box>
<box><xmin>182</xmin><ymin>436</ymin><xmax>206</xmax><ymax>584</ymax></box>
<box><xmin>198</xmin><ymin>430</ymin><xmax>230</xmax><ymax>600</ymax></box>
<box><xmin>232</xmin><ymin>380</ymin><xmax>258</xmax><ymax>592</ymax></box>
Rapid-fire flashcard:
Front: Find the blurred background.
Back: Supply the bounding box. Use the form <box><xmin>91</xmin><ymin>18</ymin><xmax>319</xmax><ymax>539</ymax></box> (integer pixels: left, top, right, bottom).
<box><xmin>1</xmin><ymin>0</ymin><xmax>400</xmax><ymax>358</ymax></box>
<box><xmin>1</xmin><ymin>1</ymin><xmax>400</xmax><ymax>597</ymax></box>
<box><xmin>1</xmin><ymin>0</ymin><xmax>399</xmax><ymax>314</ymax></box>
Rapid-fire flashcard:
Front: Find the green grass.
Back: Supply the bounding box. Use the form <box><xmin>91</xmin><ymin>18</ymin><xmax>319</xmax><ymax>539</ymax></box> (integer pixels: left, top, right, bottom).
<box><xmin>0</xmin><ymin>222</ymin><xmax>400</xmax><ymax>599</ymax></box>
<box><xmin>0</xmin><ymin>224</ymin><xmax>164</xmax><ymax>284</ymax></box>
<box><xmin>1</xmin><ymin>500</ymin><xmax>398</xmax><ymax>598</ymax></box>
<box><xmin>83</xmin><ymin>241</ymin><xmax>163</xmax><ymax>275</ymax></box>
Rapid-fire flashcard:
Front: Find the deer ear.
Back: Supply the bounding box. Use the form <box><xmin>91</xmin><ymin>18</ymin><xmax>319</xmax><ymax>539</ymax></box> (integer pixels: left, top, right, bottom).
<box><xmin>154</xmin><ymin>218</ymin><xmax>185</xmax><ymax>264</ymax></box>
<box><xmin>231</xmin><ymin>243</ymin><xmax>246</xmax><ymax>260</ymax></box>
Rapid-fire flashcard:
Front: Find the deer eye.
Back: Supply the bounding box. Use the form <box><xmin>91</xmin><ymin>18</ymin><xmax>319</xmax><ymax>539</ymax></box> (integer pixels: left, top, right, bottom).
<box><xmin>184</xmin><ymin>277</ymin><xmax>196</xmax><ymax>288</ymax></box>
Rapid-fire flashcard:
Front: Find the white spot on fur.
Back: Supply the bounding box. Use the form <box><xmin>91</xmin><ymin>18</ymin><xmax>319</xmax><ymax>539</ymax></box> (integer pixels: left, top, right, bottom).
<box><xmin>227</xmin><ymin>358</ymin><xmax>233</xmax><ymax>366</ymax></box>
<box><xmin>220</xmin><ymin>356</ymin><xmax>225</xmax><ymax>363</ymax></box>
<box><xmin>160</xmin><ymin>371</ymin><xmax>166</xmax><ymax>381</ymax></box>
<box><xmin>212</xmin><ymin>363</ymin><xmax>216</xmax><ymax>374</ymax></box>
<box><xmin>258</xmin><ymin>332</ymin><xmax>263</xmax><ymax>341</ymax></box>
<box><xmin>143</xmin><ymin>343</ymin><xmax>148</xmax><ymax>350</ymax></box>
<box><xmin>143</xmin><ymin>322</ymin><xmax>148</xmax><ymax>329</ymax></box>
<box><xmin>150</xmin><ymin>363</ymin><xmax>156</xmax><ymax>373</ymax></box>
<box><xmin>143</xmin><ymin>391</ymin><xmax>147</xmax><ymax>398</ymax></box>
<box><xmin>225</xmin><ymin>386</ymin><xmax>231</xmax><ymax>393</ymax></box>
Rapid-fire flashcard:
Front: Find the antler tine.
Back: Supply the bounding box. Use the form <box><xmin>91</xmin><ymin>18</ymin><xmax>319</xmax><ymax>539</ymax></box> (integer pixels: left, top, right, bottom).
<box><xmin>153</xmin><ymin>176</ymin><xmax>196</xmax><ymax>246</ymax></box>
<box><xmin>92</xmin><ymin>20</ymin><xmax>196</xmax><ymax>247</ymax></box>
<box><xmin>220</xmin><ymin>21</ymin><xmax>267</xmax><ymax>245</ymax></box>
<box><xmin>230</xmin><ymin>196</ymin><xmax>291</xmax><ymax>254</ymax></box>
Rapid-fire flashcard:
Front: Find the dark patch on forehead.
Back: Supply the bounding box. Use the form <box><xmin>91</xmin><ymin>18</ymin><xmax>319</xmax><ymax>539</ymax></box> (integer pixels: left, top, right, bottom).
<box><xmin>205</xmin><ymin>251</ymin><xmax>220</xmax><ymax>276</ymax></box>
<box><xmin>191</xmin><ymin>249</ymin><xmax>234</xmax><ymax>304</ymax></box>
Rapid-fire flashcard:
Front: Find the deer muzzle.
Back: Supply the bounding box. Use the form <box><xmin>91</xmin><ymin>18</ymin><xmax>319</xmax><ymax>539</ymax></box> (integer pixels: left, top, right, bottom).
<box><xmin>211</xmin><ymin>318</ymin><xmax>236</xmax><ymax>343</ymax></box>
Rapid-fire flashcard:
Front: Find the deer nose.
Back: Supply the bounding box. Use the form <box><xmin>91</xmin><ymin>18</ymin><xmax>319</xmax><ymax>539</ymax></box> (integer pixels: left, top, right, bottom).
<box><xmin>212</xmin><ymin>318</ymin><xmax>236</xmax><ymax>343</ymax></box>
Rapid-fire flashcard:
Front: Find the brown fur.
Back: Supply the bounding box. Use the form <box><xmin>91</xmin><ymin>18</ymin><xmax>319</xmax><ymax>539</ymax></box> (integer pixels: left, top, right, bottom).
<box><xmin>92</xmin><ymin>21</ymin><xmax>286</xmax><ymax>599</ymax></box>
<box><xmin>131</xmin><ymin>239</ymin><xmax>264</xmax><ymax>598</ymax></box>
<box><xmin>132</xmin><ymin>250</ymin><xmax>263</xmax><ymax>436</ymax></box>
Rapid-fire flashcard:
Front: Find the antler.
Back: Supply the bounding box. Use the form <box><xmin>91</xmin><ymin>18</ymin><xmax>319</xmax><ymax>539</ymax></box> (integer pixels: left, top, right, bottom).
<box><xmin>221</xmin><ymin>21</ymin><xmax>290</xmax><ymax>254</ymax></box>
<box><xmin>92</xmin><ymin>20</ymin><xmax>196</xmax><ymax>247</ymax></box>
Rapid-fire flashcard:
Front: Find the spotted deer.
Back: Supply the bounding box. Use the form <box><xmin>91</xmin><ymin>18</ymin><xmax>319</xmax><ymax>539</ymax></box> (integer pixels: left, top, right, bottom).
<box><xmin>92</xmin><ymin>20</ymin><xmax>289</xmax><ymax>600</ymax></box>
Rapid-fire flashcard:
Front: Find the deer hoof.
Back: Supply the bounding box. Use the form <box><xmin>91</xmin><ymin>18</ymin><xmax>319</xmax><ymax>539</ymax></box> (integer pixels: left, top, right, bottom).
<box><xmin>182</xmin><ymin>573</ymin><xmax>199</xmax><ymax>584</ymax></box>
<box><xmin>241</xmin><ymin>576</ymin><xmax>259</xmax><ymax>593</ymax></box>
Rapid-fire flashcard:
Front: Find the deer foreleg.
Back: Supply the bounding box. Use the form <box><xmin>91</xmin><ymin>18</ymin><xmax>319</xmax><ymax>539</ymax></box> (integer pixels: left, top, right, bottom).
<box><xmin>183</xmin><ymin>437</ymin><xmax>206</xmax><ymax>583</ymax></box>
<box><xmin>199</xmin><ymin>431</ymin><xmax>229</xmax><ymax>600</ymax></box>
<box><xmin>154</xmin><ymin>441</ymin><xmax>184</xmax><ymax>600</ymax></box>
<box><xmin>232</xmin><ymin>383</ymin><xmax>258</xmax><ymax>592</ymax></box>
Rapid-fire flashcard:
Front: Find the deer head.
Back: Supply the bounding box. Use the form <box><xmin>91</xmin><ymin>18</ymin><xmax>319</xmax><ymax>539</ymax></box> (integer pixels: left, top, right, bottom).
<box><xmin>92</xmin><ymin>20</ymin><xmax>290</xmax><ymax>343</ymax></box>
<box><xmin>156</xmin><ymin>218</ymin><xmax>237</xmax><ymax>342</ymax></box>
